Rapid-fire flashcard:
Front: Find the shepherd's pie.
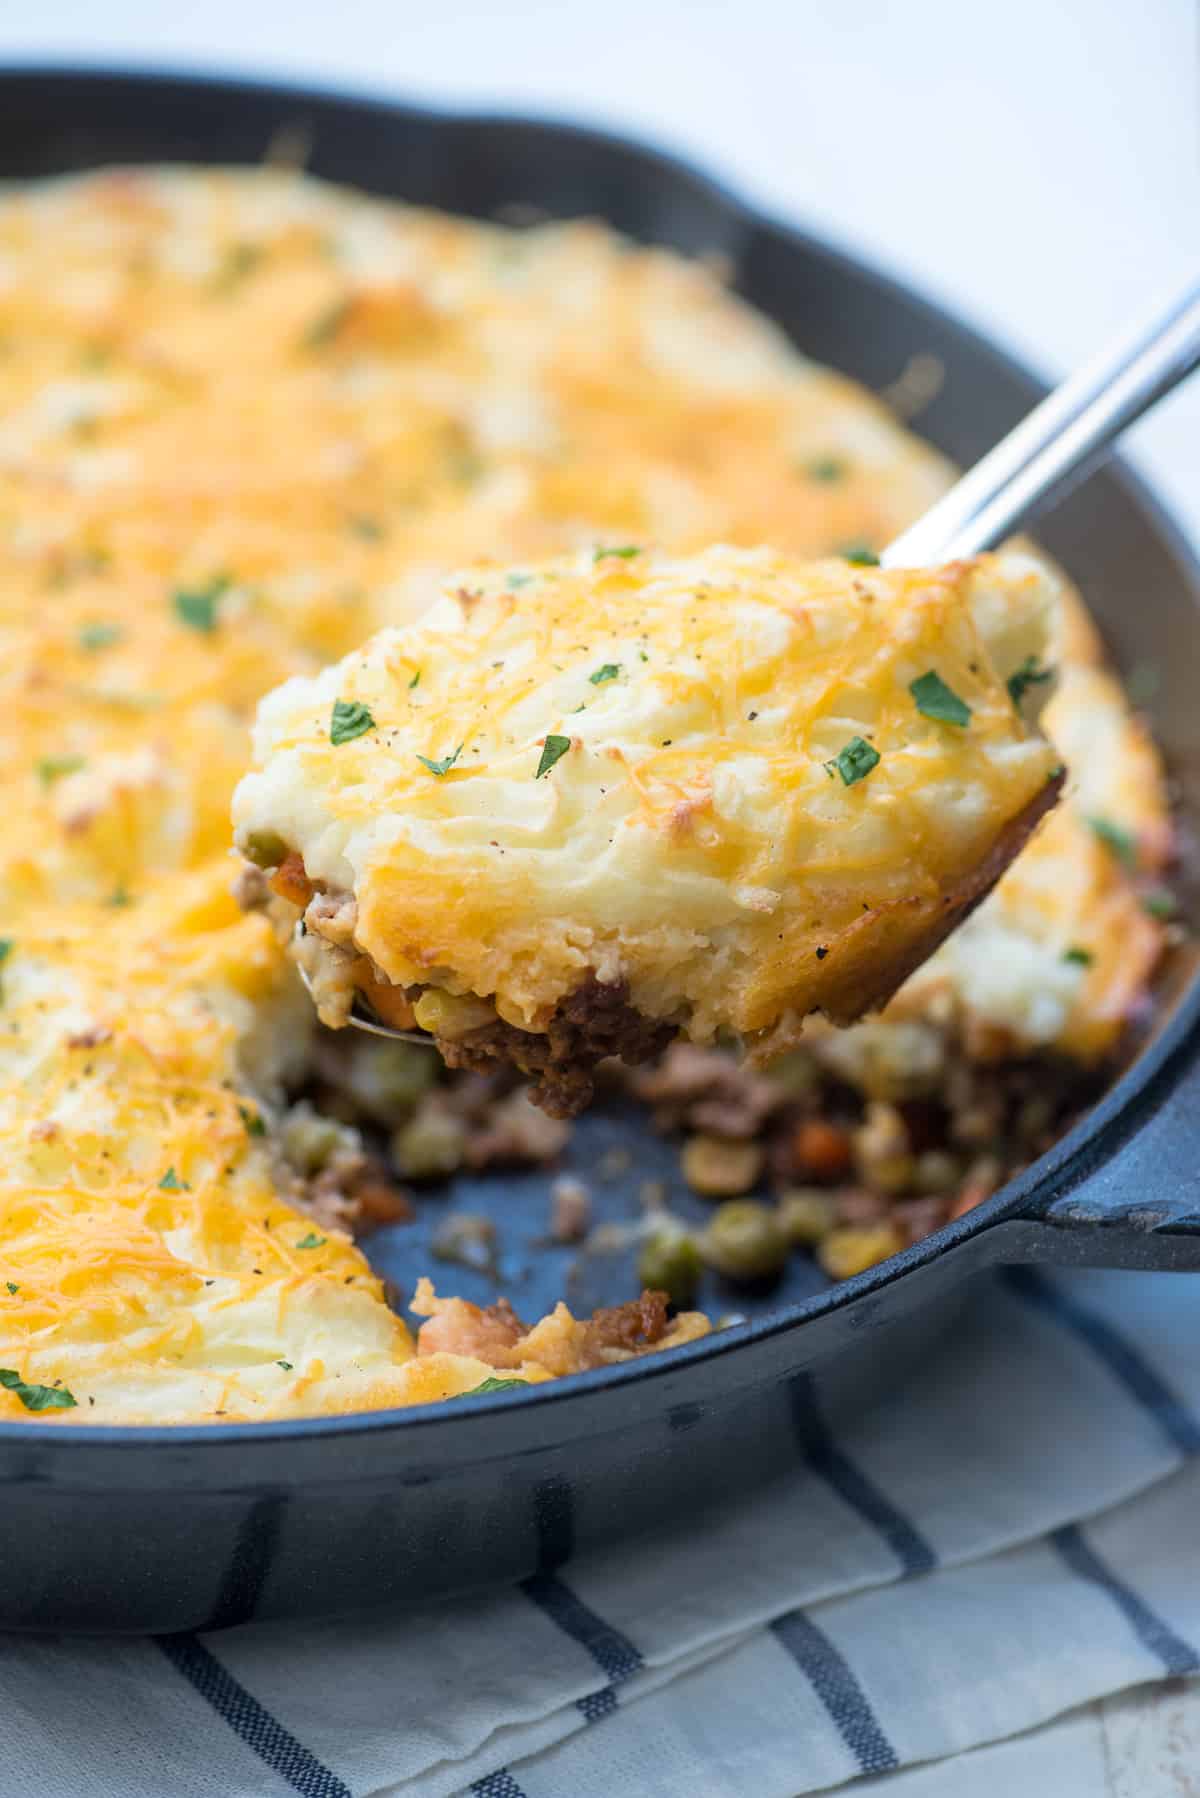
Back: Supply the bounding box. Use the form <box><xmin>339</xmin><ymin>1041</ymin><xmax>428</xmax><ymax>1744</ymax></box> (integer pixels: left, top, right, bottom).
<box><xmin>234</xmin><ymin>547</ymin><xmax>1064</xmax><ymax>1112</ymax></box>
<box><xmin>0</xmin><ymin>164</ymin><xmax>1168</xmax><ymax>1422</ymax></box>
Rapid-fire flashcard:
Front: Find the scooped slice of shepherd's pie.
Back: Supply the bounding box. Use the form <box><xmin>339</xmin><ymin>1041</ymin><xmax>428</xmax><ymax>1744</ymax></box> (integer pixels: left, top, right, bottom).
<box><xmin>234</xmin><ymin>545</ymin><xmax>1064</xmax><ymax>1115</ymax></box>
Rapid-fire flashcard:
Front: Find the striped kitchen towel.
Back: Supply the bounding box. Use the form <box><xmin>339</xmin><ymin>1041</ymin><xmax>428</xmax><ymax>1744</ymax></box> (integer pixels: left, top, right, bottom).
<box><xmin>2</xmin><ymin>1263</ymin><xmax>1198</xmax><ymax>1797</ymax></box>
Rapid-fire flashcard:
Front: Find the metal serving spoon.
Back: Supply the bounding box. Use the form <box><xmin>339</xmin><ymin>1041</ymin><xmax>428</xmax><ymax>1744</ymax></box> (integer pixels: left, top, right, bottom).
<box><xmin>883</xmin><ymin>281</ymin><xmax>1200</xmax><ymax>567</ymax></box>
<box><xmin>301</xmin><ymin>280</ymin><xmax>1200</xmax><ymax>1043</ymax></box>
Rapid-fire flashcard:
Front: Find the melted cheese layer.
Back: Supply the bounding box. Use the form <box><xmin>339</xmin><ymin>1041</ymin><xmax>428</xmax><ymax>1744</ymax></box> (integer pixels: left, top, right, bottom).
<box><xmin>235</xmin><ymin>547</ymin><xmax>1062</xmax><ymax>1050</ymax></box>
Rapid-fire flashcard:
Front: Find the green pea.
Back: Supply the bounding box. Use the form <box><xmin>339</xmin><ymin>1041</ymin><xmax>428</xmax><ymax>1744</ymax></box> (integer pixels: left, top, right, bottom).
<box><xmin>701</xmin><ymin>1200</ymin><xmax>789</xmax><ymax>1282</ymax></box>
<box><xmin>239</xmin><ymin>828</ymin><xmax>289</xmax><ymax>870</ymax></box>
<box><xmin>391</xmin><ymin>1105</ymin><xmax>466</xmax><ymax>1179</ymax></box>
<box><xmin>638</xmin><ymin>1226</ymin><xmax>703</xmax><ymax>1308</ymax></box>
<box><xmin>280</xmin><ymin>1103</ymin><xmax>356</xmax><ymax>1177</ymax></box>
<box><xmin>777</xmin><ymin>1188</ymin><xmax>837</xmax><ymax>1248</ymax></box>
<box><xmin>348</xmin><ymin>1040</ymin><xmax>438</xmax><ymax>1123</ymax></box>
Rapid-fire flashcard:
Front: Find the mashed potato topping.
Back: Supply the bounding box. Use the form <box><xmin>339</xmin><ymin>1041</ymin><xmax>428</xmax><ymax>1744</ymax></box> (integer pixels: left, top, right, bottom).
<box><xmin>0</xmin><ymin>164</ymin><xmax>1167</xmax><ymax>1421</ymax></box>
<box><xmin>234</xmin><ymin>546</ymin><xmax>1063</xmax><ymax>1104</ymax></box>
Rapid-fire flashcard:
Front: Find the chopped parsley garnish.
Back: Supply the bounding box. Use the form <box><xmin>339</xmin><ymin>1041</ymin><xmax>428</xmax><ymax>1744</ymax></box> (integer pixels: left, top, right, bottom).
<box><xmin>1142</xmin><ymin>888</ymin><xmax>1177</xmax><ymax>920</ymax></box>
<box><xmin>910</xmin><ymin>669</ymin><xmax>971</xmax><ymax>727</ymax></box>
<box><xmin>824</xmin><ymin>736</ymin><xmax>880</xmax><ymax>787</ymax></box>
<box><xmin>806</xmin><ymin>457</ymin><xmax>846</xmax><ymax>483</ymax></box>
<box><xmin>5</xmin><ymin>1283</ymin><xmax>18</xmax><ymax>1295</ymax></box>
<box><xmin>158</xmin><ymin>1167</ymin><xmax>189</xmax><ymax>1192</ymax></box>
<box><xmin>841</xmin><ymin>544</ymin><xmax>880</xmax><ymax>566</ymax></box>
<box><xmin>535</xmin><ymin>735</ymin><xmax>572</xmax><ymax>779</ymax></box>
<box><xmin>506</xmin><ymin>572</ymin><xmax>534</xmax><ymax>590</ymax></box>
<box><xmin>172</xmin><ymin>573</ymin><xmax>230</xmax><ymax>634</ymax></box>
<box><xmin>1063</xmin><ymin>946</ymin><xmax>1094</xmax><ymax>966</ymax></box>
<box><xmin>0</xmin><ymin>941</ymin><xmax>12</xmax><ymax>967</ymax></box>
<box><xmin>449</xmin><ymin>448</ymin><xmax>484</xmax><ymax>486</ymax></box>
<box><xmin>1087</xmin><ymin>815</ymin><xmax>1136</xmax><ymax>868</ymax></box>
<box><xmin>0</xmin><ymin>1369</ymin><xmax>76</xmax><ymax>1412</ymax></box>
<box><xmin>214</xmin><ymin>241</ymin><xmax>263</xmax><ymax>292</ymax></box>
<box><xmin>461</xmin><ymin>1376</ymin><xmax>527</xmax><ymax>1396</ymax></box>
<box><xmin>36</xmin><ymin>754</ymin><xmax>85</xmax><ymax>786</ymax></box>
<box><xmin>295</xmin><ymin>1232</ymin><xmax>326</xmax><ymax>1250</ymax></box>
<box><xmin>303</xmin><ymin>297</ymin><xmax>350</xmax><ymax>348</ymax></box>
<box><xmin>105</xmin><ymin>885</ymin><xmax>132</xmax><ymax>909</ymax></box>
<box><xmin>593</xmin><ymin>544</ymin><xmax>641</xmax><ymax>562</ymax></box>
<box><xmin>239</xmin><ymin>1105</ymin><xmax>267</xmax><ymax>1138</ymax></box>
<box><xmin>416</xmin><ymin>743</ymin><xmax>464</xmax><ymax>777</ymax></box>
<box><xmin>78</xmin><ymin>622</ymin><xmax>122</xmax><ymax>652</ymax></box>
<box><xmin>346</xmin><ymin>514</ymin><xmax>384</xmax><ymax>542</ymax></box>
<box><xmin>408</xmin><ymin>669</ymin><xmax>420</xmax><ymax>690</ymax></box>
<box><xmin>589</xmin><ymin>663</ymin><xmax>621</xmax><ymax>685</ymax></box>
<box><xmin>330</xmin><ymin>699</ymin><xmax>376</xmax><ymax>746</ymax></box>
<box><xmin>277</xmin><ymin>1361</ymin><xmax>294</xmax><ymax>1371</ymax></box>
<box><xmin>1007</xmin><ymin>655</ymin><xmax>1054</xmax><ymax>707</ymax></box>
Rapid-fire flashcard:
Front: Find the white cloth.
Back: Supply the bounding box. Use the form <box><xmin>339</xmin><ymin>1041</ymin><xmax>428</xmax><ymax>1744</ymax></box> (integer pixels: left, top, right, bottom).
<box><xmin>2</xmin><ymin>1263</ymin><xmax>1198</xmax><ymax>1796</ymax></box>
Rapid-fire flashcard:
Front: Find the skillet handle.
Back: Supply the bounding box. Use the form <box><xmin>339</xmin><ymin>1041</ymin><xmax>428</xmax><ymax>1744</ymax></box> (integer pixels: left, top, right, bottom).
<box><xmin>1005</xmin><ymin>1023</ymin><xmax>1200</xmax><ymax>1271</ymax></box>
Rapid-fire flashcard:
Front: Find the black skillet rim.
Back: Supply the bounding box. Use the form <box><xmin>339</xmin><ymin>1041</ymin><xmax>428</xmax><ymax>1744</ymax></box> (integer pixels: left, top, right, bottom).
<box><xmin>0</xmin><ymin>60</ymin><xmax>1197</xmax><ymax>1450</ymax></box>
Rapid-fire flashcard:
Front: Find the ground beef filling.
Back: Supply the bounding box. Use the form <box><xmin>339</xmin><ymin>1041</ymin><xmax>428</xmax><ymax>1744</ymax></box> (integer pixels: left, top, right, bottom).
<box><xmin>437</xmin><ymin>978</ymin><xmax>675</xmax><ymax>1118</ymax></box>
<box><xmin>252</xmin><ymin>853</ymin><xmax>674</xmax><ymax>1117</ymax></box>
<box><xmin>583</xmin><ymin>1289</ymin><xmax>670</xmax><ymax>1358</ymax></box>
<box><xmin>415</xmin><ymin>1288</ymin><xmax>671</xmax><ymax>1371</ymax></box>
<box><xmin>235</xmin><ymin>850</ymin><xmax>1122</xmax><ymax>1301</ymax></box>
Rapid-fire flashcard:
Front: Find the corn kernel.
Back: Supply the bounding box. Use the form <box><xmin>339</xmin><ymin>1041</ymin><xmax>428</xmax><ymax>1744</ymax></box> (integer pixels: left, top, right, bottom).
<box><xmin>817</xmin><ymin>1222</ymin><xmax>904</xmax><ymax>1281</ymax></box>
<box><xmin>412</xmin><ymin>988</ymin><xmax>496</xmax><ymax>1039</ymax></box>
<box><xmin>680</xmin><ymin>1134</ymin><xmax>763</xmax><ymax>1198</ymax></box>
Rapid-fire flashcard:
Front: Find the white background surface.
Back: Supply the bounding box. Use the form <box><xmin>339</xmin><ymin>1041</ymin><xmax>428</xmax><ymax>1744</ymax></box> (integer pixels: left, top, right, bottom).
<box><xmin>0</xmin><ymin>7</ymin><xmax>1195</xmax><ymax>1789</ymax></box>
<box><xmin>0</xmin><ymin>0</ymin><xmax>1196</xmax><ymax>544</ymax></box>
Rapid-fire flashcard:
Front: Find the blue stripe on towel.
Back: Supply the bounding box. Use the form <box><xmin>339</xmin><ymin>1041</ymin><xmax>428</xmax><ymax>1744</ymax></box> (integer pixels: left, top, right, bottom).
<box><xmin>1051</xmin><ymin>1524</ymin><xmax>1200</xmax><ymax>1676</ymax></box>
<box><xmin>576</xmin><ymin>1686</ymin><xmax>619</xmax><ymax>1722</ymax></box>
<box><xmin>521</xmin><ymin>1570</ymin><xmax>644</xmax><ymax>1725</ymax></box>
<box><xmin>790</xmin><ymin>1374</ymin><xmax>937</xmax><ymax>1576</ymax></box>
<box><xmin>470</xmin><ymin>1771</ymin><xmax>530</xmax><ymax>1798</ymax></box>
<box><xmin>771</xmin><ymin>1609</ymin><xmax>899</xmax><ymax>1775</ymax></box>
<box><xmin>158</xmin><ymin>1635</ymin><xmax>351</xmax><ymax>1798</ymax></box>
<box><xmin>1003</xmin><ymin>1267</ymin><xmax>1200</xmax><ymax>1454</ymax></box>
<box><xmin>521</xmin><ymin>1572</ymin><xmax>643</xmax><ymax>1686</ymax></box>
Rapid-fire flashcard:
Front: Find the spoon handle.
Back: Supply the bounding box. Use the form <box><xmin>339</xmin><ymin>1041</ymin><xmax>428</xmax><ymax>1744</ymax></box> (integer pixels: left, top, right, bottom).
<box><xmin>882</xmin><ymin>283</ymin><xmax>1200</xmax><ymax>568</ymax></box>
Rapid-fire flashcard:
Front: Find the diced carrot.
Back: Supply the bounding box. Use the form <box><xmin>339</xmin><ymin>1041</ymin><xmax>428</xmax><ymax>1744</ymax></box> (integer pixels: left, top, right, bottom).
<box><xmin>270</xmin><ymin>852</ymin><xmax>313</xmax><ymax>908</ymax></box>
<box><xmin>790</xmin><ymin>1118</ymin><xmax>853</xmax><ymax>1181</ymax></box>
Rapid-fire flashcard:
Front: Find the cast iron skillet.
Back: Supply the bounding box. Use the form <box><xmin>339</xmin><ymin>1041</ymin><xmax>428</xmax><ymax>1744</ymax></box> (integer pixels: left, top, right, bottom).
<box><xmin>1</xmin><ymin>66</ymin><xmax>1198</xmax><ymax>1635</ymax></box>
